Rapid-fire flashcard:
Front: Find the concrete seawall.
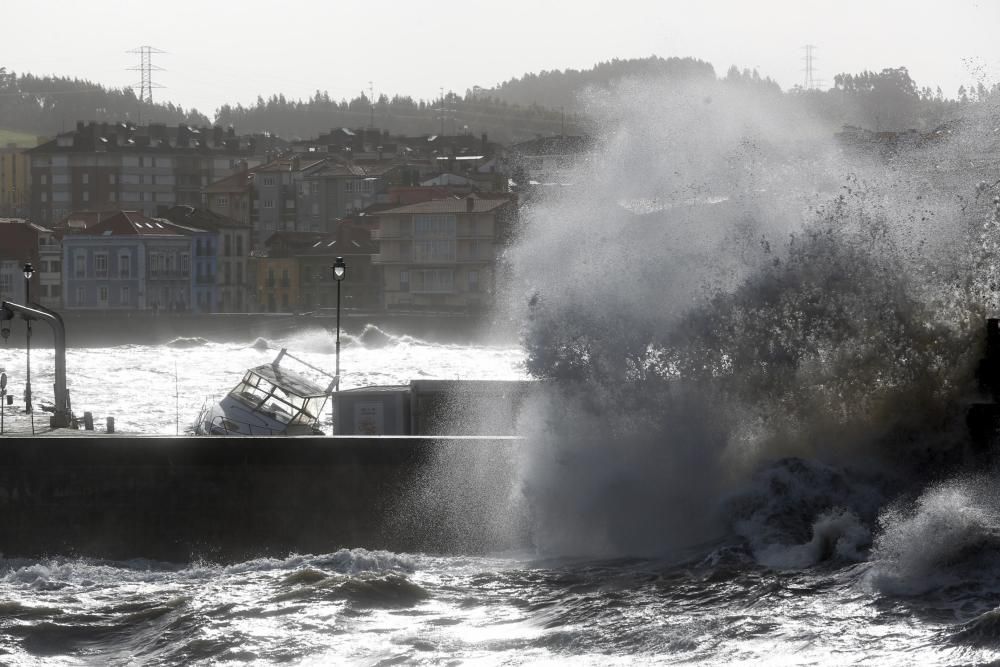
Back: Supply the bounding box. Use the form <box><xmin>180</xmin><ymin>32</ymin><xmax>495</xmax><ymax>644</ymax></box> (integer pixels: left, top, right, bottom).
<box><xmin>0</xmin><ymin>435</ymin><xmax>522</xmax><ymax>562</ymax></box>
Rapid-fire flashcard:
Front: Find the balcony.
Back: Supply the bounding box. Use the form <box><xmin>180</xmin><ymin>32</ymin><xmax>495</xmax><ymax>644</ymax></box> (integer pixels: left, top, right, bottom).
<box><xmin>456</xmin><ymin>230</ymin><xmax>495</xmax><ymax>240</ymax></box>
<box><xmin>373</xmin><ymin>252</ymin><xmax>411</xmax><ymax>264</ymax></box>
<box><xmin>371</xmin><ymin>228</ymin><xmax>408</xmax><ymax>240</ymax></box>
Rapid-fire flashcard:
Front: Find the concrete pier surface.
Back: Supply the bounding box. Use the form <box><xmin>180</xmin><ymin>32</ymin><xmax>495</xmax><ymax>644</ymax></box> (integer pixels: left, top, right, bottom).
<box><xmin>0</xmin><ymin>434</ymin><xmax>523</xmax><ymax>562</ymax></box>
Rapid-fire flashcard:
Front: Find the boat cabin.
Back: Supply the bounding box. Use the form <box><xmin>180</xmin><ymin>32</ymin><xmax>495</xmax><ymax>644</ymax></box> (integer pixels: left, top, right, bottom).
<box><xmin>197</xmin><ymin>348</ymin><xmax>336</xmax><ymax>436</ymax></box>
<box><xmin>229</xmin><ymin>364</ymin><xmax>329</xmax><ymax>429</ymax></box>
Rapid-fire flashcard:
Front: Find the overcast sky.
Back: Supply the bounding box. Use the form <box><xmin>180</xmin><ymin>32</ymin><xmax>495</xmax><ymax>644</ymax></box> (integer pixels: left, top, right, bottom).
<box><xmin>3</xmin><ymin>0</ymin><xmax>999</xmax><ymax>117</ymax></box>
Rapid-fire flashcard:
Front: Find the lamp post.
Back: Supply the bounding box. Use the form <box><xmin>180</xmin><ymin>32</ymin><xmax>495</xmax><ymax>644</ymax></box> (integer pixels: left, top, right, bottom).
<box><xmin>331</xmin><ymin>256</ymin><xmax>345</xmax><ymax>433</ymax></box>
<box><xmin>22</xmin><ymin>261</ymin><xmax>33</xmax><ymax>415</ymax></box>
<box><xmin>332</xmin><ymin>256</ymin><xmax>346</xmax><ymax>385</ymax></box>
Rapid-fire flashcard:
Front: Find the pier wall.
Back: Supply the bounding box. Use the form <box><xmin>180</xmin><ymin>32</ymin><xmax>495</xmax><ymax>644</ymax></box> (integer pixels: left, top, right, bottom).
<box><xmin>0</xmin><ymin>436</ymin><xmax>522</xmax><ymax>561</ymax></box>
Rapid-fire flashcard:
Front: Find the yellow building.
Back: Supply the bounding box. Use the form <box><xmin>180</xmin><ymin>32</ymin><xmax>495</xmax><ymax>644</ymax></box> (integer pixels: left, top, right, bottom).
<box><xmin>0</xmin><ymin>145</ymin><xmax>31</xmax><ymax>217</ymax></box>
<box><xmin>251</xmin><ymin>231</ymin><xmax>325</xmax><ymax>312</ymax></box>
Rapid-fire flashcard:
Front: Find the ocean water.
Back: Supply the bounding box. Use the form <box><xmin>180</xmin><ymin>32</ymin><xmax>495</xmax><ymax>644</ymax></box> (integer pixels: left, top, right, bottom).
<box><xmin>3</xmin><ymin>78</ymin><xmax>1000</xmax><ymax>664</ymax></box>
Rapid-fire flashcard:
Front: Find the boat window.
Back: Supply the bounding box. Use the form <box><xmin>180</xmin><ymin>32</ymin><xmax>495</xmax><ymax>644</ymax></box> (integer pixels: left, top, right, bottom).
<box><xmin>294</xmin><ymin>395</ymin><xmax>328</xmax><ymax>423</ymax></box>
<box><xmin>227</xmin><ymin>369</ymin><xmax>326</xmax><ymax>426</ymax></box>
<box><xmin>231</xmin><ymin>372</ymin><xmax>273</xmax><ymax>406</ymax></box>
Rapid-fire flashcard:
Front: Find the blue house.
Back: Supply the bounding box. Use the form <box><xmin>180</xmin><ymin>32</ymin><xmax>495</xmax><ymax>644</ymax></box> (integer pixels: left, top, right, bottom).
<box><xmin>61</xmin><ymin>210</ymin><xmax>196</xmax><ymax>311</ymax></box>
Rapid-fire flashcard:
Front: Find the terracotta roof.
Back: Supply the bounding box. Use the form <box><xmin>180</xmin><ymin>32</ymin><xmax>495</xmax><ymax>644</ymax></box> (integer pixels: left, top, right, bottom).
<box><xmin>297</xmin><ymin>229</ymin><xmax>377</xmax><ymax>256</ymax></box>
<box><xmin>203</xmin><ymin>170</ymin><xmax>254</xmax><ymax>194</ymax></box>
<box><xmin>377</xmin><ymin>197</ymin><xmax>510</xmax><ymax>216</ymax></box>
<box><xmin>256</xmin><ymin>157</ymin><xmax>325</xmax><ymax>173</ymax></box>
<box><xmin>76</xmin><ymin>210</ymin><xmax>193</xmax><ymax>237</ymax></box>
<box><xmin>307</xmin><ymin>160</ymin><xmax>400</xmax><ymax>178</ymax></box>
<box><xmin>56</xmin><ymin>210</ymin><xmax>118</xmax><ymax>232</ymax></box>
<box><xmin>161</xmin><ymin>205</ymin><xmax>249</xmax><ymax>230</ymax></box>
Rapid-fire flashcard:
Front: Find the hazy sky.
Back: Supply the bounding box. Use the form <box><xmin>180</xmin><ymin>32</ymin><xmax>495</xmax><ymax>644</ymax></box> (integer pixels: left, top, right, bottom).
<box><xmin>3</xmin><ymin>0</ymin><xmax>999</xmax><ymax>117</ymax></box>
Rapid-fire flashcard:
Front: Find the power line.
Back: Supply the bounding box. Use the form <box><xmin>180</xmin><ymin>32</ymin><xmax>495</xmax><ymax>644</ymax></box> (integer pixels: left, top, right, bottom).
<box><xmin>802</xmin><ymin>44</ymin><xmax>824</xmax><ymax>90</ymax></box>
<box><xmin>126</xmin><ymin>46</ymin><xmax>166</xmax><ymax>105</ymax></box>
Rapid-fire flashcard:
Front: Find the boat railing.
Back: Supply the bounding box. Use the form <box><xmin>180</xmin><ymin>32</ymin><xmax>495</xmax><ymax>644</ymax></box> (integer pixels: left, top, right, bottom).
<box><xmin>274</xmin><ymin>348</ymin><xmax>339</xmax><ymax>394</ymax></box>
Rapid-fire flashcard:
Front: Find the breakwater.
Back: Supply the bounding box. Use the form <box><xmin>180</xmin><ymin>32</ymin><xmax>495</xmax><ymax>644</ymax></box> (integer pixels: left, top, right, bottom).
<box><xmin>0</xmin><ymin>435</ymin><xmax>521</xmax><ymax>561</ymax></box>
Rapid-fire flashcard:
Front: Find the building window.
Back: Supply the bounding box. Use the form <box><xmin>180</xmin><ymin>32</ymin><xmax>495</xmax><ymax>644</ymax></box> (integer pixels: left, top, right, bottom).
<box><xmin>263</xmin><ymin>200</ymin><xmax>274</xmax><ymax>209</ymax></box>
<box><xmin>109</xmin><ymin>174</ymin><xmax>116</xmax><ymax>184</ymax></box>
<box><xmin>468</xmin><ymin>270</ymin><xmax>479</xmax><ymax>292</ymax></box>
<box><xmin>0</xmin><ymin>273</ymin><xmax>11</xmax><ymax>295</ymax></box>
<box><xmin>399</xmin><ymin>270</ymin><xmax>409</xmax><ymax>292</ymax></box>
<box><xmin>263</xmin><ymin>176</ymin><xmax>275</xmax><ymax>186</ymax></box>
<box><xmin>82</xmin><ymin>173</ymin><xmax>89</xmax><ymax>185</ymax></box>
<box><xmin>412</xmin><ymin>269</ymin><xmax>454</xmax><ymax>293</ymax></box>
<box><xmin>181</xmin><ymin>253</ymin><xmax>190</xmax><ymax>272</ymax></box>
<box><xmin>51</xmin><ymin>285</ymin><xmax>61</xmax><ymax>298</ymax></box>
<box><xmin>224</xmin><ymin>235</ymin><xmax>232</xmax><ymax>256</ymax></box>
<box><xmin>121</xmin><ymin>286</ymin><xmax>129</xmax><ymax>305</ymax></box>
<box><xmin>76</xmin><ymin>286</ymin><xmax>84</xmax><ymax>306</ymax></box>
<box><xmin>414</xmin><ymin>240</ymin><xmax>456</xmax><ymax>263</ymax></box>
<box><xmin>83</xmin><ymin>192</ymin><xmax>90</xmax><ymax>202</ymax></box>
<box><xmin>94</xmin><ymin>253</ymin><xmax>108</xmax><ymax>277</ymax></box>
<box><xmin>40</xmin><ymin>174</ymin><xmax>47</xmax><ymax>185</ymax></box>
<box><xmin>74</xmin><ymin>253</ymin><xmax>85</xmax><ymax>278</ymax></box>
<box><xmin>110</xmin><ymin>192</ymin><xmax>117</xmax><ymax>202</ymax></box>
<box><xmin>236</xmin><ymin>235</ymin><xmax>243</xmax><ymax>257</ymax></box>
<box><xmin>50</xmin><ymin>260</ymin><xmax>61</xmax><ymax>273</ymax></box>
<box><xmin>215</xmin><ymin>196</ymin><xmax>228</xmax><ymax>207</ymax></box>
<box><xmin>119</xmin><ymin>254</ymin><xmax>130</xmax><ymax>279</ymax></box>
<box><xmin>98</xmin><ymin>286</ymin><xmax>109</xmax><ymax>305</ymax></box>
<box><xmin>414</xmin><ymin>214</ymin><xmax>457</xmax><ymax>237</ymax></box>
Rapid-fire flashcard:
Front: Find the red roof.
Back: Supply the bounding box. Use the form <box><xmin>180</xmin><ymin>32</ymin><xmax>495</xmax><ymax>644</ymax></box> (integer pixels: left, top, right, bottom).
<box><xmin>77</xmin><ymin>210</ymin><xmax>189</xmax><ymax>237</ymax></box>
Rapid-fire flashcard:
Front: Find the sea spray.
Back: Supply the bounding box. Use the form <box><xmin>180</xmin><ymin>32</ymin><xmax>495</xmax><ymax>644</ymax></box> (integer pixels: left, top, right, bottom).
<box><xmin>405</xmin><ymin>75</ymin><xmax>1000</xmax><ymax>560</ymax></box>
<box><xmin>867</xmin><ymin>473</ymin><xmax>1000</xmax><ymax>595</ymax></box>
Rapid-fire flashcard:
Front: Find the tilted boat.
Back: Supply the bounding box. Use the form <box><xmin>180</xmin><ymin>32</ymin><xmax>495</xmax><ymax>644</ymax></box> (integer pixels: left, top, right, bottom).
<box><xmin>195</xmin><ymin>349</ymin><xmax>336</xmax><ymax>435</ymax></box>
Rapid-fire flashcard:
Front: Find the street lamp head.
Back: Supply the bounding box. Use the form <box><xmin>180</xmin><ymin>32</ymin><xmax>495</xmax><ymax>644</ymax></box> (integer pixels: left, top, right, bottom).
<box><xmin>333</xmin><ymin>256</ymin><xmax>346</xmax><ymax>281</ymax></box>
<box><xmin>22</xmin><ymin>262</ymin><xmax>33</xmax><ymax>280</ymax></box>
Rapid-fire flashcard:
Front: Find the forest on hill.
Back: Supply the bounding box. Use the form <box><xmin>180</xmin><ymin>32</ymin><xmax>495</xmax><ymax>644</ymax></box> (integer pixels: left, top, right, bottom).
<box><xmin>0</xmin><ymin>68</ymin><xmax>208</xmax><ymax>141</ymax></box>
<box><xmin>1</xmin><ymin>57</ymin><xmax>997</xmax><ymax>145</ymax></box>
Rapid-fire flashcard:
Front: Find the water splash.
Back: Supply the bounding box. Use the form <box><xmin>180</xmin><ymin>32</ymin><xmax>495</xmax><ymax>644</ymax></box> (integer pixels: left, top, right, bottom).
<box><xmin>429</xmin><ymin>76</ymin><xmax>1000</xmax><ymax>559</ymax></box>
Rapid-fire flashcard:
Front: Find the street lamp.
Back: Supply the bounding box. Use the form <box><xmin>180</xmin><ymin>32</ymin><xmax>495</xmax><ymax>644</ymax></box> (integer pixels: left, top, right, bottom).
<box><xmin>330</xmin><ymin>256</ymin><xmax>345</xmax><ymax>433</ymax></box>
<box><xmin>332</xmin><ymin>256</ymin><xmax>346</xmax><ymax>385</ymax></box>
<box><xmin>22</xmin><ymin>261</ymin><xmax>33</xmax><ymax>415</ymax></box>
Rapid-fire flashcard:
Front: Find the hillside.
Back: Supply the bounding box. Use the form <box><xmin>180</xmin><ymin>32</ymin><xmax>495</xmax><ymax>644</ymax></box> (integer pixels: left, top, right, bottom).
<box><xmin>0</xmin><ymin>68</ymin><xmax>209</xmax><ymax>138</ymax></box>
<box><xmin>483</xmin><ymin>56</ymin><xmax>719</xmax><ymax>109</ymax></box>
<box><xmin>0</xmin><ymin>57</ymin><xmax>988</xmax><ymax>144</ymax></box>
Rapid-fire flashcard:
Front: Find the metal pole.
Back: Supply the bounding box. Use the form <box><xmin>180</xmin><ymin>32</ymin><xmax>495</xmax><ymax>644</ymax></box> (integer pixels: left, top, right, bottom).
<box><xmin>335</xmin><ymin>278</ymin><xmax>341</xmax><ymax>387</ymax></box>
<box><xmin>24</xmin><ymin>275</ymin><xmax>32</xmax><ymax>431</ymax></box>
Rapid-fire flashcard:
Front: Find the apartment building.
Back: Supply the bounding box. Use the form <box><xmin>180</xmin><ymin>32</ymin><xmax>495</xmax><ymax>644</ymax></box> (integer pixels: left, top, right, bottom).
<box><xmin>27</xmin><ymin>122</ymin><xmax>265</xmax><ymax>224</ymax></box>
<box><xmin>372</xmin><ymin>195</ymin><xmax>515</xmax><ymax>311</ymax></box>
